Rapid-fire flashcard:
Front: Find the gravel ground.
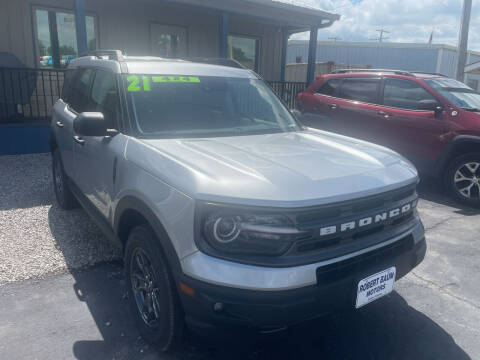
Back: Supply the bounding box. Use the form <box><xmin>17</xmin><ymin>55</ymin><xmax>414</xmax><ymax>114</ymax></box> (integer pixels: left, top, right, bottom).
<box><xmin>0</xmin><ymin>153</ymin><xmax>120</xmax><ymax>285</ymax></box>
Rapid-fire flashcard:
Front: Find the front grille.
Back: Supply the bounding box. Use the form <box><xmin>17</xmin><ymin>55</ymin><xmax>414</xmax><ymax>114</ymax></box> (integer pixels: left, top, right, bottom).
<box><xmin>316</xmin><ymin>235</ymin><xmax>414</xmax><ymax>284</ymax></box>
<box><xmin>285</xmin><ymin>184</ymin><xmax>418</xmax><ymax>258</ymax></box>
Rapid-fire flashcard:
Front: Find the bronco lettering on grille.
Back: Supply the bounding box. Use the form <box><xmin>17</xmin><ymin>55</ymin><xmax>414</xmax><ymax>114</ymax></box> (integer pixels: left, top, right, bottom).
<box><xmin>319</xmin><ymin>200</ymin><xmax>417</xmax><ymax>237</ymax></box>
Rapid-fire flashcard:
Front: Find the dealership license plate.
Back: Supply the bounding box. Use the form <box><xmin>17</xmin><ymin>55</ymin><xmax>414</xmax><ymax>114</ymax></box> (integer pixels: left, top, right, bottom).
<box><xmin>355</xmin><ymin>267</ymin><xmax>396</xmax><ymax>309</ymax></box>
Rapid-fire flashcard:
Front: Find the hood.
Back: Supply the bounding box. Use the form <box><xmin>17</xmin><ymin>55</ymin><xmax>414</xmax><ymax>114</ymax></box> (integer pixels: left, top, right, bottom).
<box><xmin>125</xmin><ymin>129</ymin><xmax>418</xmax><ymax>207</ymax></box>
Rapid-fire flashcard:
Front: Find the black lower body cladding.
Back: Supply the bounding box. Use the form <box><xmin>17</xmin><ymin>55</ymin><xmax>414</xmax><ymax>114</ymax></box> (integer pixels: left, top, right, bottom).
<box><xmin>176</xmin><ymin>236</ymin><xmax>426</xmax><ymax>335</ymax></box>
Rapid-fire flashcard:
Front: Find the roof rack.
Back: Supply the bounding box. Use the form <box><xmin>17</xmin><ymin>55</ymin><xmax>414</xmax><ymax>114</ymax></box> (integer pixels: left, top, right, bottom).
<box><xmin>331</xmin><ymin>69</ymin><xmax>415</xmax><ymax>76</ymax></box>
<box><xmin>86</xmin><ymin>50</ymin><xmax>124</xmax><ymax>61</ymax></box>
<box><xmin>410</xmin><ymin>71</ymin><xmax>447</xmax><ymax>77</ymax></box>
<box><xmin>184</xmin><ymin>57</ymin><xmax>246</xmax><ymax>69</ymax></box>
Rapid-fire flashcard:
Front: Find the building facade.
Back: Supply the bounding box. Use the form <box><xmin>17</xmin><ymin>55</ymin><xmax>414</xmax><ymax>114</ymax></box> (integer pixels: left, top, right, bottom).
<box><xmin>0</xmin><ymin>0</ymin><xmax>339</xmax><ymax>154</ymax></box>
<box><xmin>288</xmin><ymin>40</ymin><xmax>480</xmax><ymax>90</ymax></box>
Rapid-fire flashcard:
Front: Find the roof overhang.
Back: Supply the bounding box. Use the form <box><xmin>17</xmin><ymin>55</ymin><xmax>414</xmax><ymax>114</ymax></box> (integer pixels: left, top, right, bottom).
<box><xmin>466</xmin><ymin>61</ymin><xmax>480</xmax><ymax>75</ymax></box>
<box><xmin>167</xmin><ymin>0</ymin><xmax>340</xmax><ymax>32</ymax></box>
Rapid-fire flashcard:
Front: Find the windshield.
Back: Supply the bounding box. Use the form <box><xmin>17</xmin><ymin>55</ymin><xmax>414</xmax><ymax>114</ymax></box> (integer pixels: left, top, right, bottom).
<box><xmin>124</xmin><ymin>75</ymin><xmax>300</xmax><ymax>138</ymax></box>
<box><xmin>426</xmin><ymin>78</ymin><xmax>480</xmax><ymax>111</ymax></box>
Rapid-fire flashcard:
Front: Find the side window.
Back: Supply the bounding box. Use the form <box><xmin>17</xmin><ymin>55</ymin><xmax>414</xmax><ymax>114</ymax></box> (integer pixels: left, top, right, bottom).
<box><xmin>61</xmin><ymin>69</ymin><xmax>75</xmax><ymax>103</ymax></box>
<box><xmin>383</xmin><ymin>78</ymin><xmax>438</xmax><ymax>110</ymax></box>
<box><xmin>315</xmin><ymin>79</ymin><xmax>341</xmax><ymax>97</ymax></box>
<box><xmin>340</xmin><ymin>78</ymin><xmax>380</xmax><ymax>104</ymax></box>
<box><xmin>90</xmin><ymin>70</ymin><xmax>120</xmax><ymax>128</ymax></box>
<box><xmin>68</xmin><ymin>68</ymin><xmax>94</xmax><ymax>113</ymax></box>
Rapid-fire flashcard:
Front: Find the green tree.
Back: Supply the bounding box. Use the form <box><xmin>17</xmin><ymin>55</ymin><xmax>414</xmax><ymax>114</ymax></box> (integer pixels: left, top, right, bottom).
<box><xmin>58</xmin><ymin>45</ymin><xmax>76</xmax><ymax>56</ymax></box>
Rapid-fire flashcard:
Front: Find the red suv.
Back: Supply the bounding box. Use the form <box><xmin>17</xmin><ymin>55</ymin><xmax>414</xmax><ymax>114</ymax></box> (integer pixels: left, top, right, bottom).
<box><xmin>298</xmin><ymin>69</ymin><xmax>480</xmax><ymax>207</ymax></box>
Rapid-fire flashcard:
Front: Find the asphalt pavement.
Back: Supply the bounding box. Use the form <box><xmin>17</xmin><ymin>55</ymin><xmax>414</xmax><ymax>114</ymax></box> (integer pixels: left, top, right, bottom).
<box><xmin>0</xmin><ymin>160</ymin><xmax>479</xmax><ymax>359</ymax></box>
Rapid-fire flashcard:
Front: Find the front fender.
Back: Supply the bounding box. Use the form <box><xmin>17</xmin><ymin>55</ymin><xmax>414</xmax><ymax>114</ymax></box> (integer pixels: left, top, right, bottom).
<box><xmin>435</xmin><ymin>135</ymin><xmax>480</xmax><ymax>177</ymax></box>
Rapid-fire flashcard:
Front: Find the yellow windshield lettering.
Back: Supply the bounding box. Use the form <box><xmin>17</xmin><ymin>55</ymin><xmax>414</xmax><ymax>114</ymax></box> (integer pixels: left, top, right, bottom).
<box><xmin>127</xmin><ymin>76</ymin><xmax>140</xmax><ymax>92</ymax></box>
<box><xmin>128</xmin><ymin>75</ymin><xmax>201</xmax><ymax>91</ymax></box>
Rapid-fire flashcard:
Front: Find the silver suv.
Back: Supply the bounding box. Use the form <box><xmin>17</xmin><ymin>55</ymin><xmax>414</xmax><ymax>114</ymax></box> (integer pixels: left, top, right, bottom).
<box><xmin>51</xmin><ymin>50</ymin><xmax>426</xmax><ymax>351</ymax></box>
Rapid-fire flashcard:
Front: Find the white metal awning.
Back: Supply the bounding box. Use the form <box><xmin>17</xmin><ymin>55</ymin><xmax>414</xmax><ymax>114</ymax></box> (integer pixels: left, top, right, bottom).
<box><xmin>167</xmin><ymin>0</ymin><xmax>340</xmax><ymax>31</ymax></box>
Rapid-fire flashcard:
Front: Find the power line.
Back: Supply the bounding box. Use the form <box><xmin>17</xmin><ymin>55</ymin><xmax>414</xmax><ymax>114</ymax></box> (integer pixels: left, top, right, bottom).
<box><xmin>328</xmin><ymin>36</ymin><xmax>342</xmax><ymax>42</ymax></box>
<box><xmin>370</xmin><ymin>28</ymin><xmax>390</xmax><ymax>42</ymax></box>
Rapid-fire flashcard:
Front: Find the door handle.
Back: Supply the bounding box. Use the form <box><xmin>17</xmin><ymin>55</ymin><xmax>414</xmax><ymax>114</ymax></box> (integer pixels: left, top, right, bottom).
<box><xmin>74</xmin><ymin>135</ymin><xmax>85</xmax><ymax>145</ymax></box>
<box><xmin>378</xmin><ymin>110</ymin><xmax>392</xmax><ymax>119</ymax></box>
<box><xmin>56</xmin><ymin>121</ymin><xmax>64</xmax><ymax>128</ymax></box>
<box><xmin>329</xmin><ymin>104</ymin><xmax>338</xmax><ymax>109</ymax></box>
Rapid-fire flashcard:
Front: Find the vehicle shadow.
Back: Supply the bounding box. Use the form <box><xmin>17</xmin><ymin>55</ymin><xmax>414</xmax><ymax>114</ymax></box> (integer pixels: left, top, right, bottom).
<box><xmin>230</xmin><ymin>291</ymin><xmax>472</xmax><ymax>360</ymax></box>
<box><xmin>41</xmin><ymin>257</ymin><xmax>473</xmax><ymax>359</ymax></box>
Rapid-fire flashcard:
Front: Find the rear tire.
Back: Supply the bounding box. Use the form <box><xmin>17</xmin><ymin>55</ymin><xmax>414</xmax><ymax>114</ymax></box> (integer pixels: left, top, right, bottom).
<box><xmin>444</xmin><ymin>152</ymin><xmax>480</xmax><ymax>208</ymax></box>
<box><xmin>125</xmin><ymin>225</ymin><xmax>184</xmax><ymax>352</ymax></box>
<box><xmin>52</xmin><ymin>149</ymin><xmax>78</xmax><ymax>210</ymax></box>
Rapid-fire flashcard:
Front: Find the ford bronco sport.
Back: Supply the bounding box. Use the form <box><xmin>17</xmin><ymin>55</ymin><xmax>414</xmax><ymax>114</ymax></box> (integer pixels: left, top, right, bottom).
<box><xmin>51</xmin><ymin>51</ymin><xmax>426</xmax><ymax>351</ymax></box>
<box><xmin>298</xmin><ymin>69</ymin><xmax>480</xmax><ymax>207</ymax></box>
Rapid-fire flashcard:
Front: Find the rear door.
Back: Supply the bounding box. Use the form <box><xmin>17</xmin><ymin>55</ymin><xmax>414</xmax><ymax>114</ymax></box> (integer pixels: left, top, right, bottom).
<box><xmin>300</xmin><ymin>78</ymin><xmax>341</xmax><ymax>131</ymax></box>
<box><xmin>333</xmin><ymin>77</ymin><xmax>383</xmax><ymax>141</ymax></box>
<box><xmin>374</xmin><ymin>78</ymin><xmax>447</xmax><ymax>165</ymax></box>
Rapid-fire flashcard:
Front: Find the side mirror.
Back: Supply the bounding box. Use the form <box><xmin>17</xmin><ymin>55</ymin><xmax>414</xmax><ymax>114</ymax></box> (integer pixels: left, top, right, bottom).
<box><xmin>434</xmin><ymin>105</ymin><xmax>444</xmax><ymax>118</ymax></box>
<box><xmin>418</xmin><ymin>100</ymin><xmax>443</xmax><ymax>118</ymax></box>
<box><xmin>73</xmin><ymin>112</ymin><xmax>107</xmax><ymax>137</ymax></box>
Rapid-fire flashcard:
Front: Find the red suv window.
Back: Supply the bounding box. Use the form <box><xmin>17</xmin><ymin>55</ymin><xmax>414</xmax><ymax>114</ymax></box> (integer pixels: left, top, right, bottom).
<box><xmin>340</xmin><ymin>78</ymin><xmax>380</xmax><ymax>104</ymax></box>
<box><xmin>315</xmin><ymin>79</ymin><xmax>341</xmax><ymax>97</ymax></box>
<box><xmin>383</xmin><ymin>78</ymin><xmax>437</xmax><ymax>110</ymax></box>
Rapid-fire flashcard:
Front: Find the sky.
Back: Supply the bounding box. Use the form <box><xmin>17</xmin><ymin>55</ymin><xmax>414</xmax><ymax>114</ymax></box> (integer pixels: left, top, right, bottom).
<box><xmin>284</xmin><ymin>0</ymin><xmax>480</xmax><ymax>52</ymax></box>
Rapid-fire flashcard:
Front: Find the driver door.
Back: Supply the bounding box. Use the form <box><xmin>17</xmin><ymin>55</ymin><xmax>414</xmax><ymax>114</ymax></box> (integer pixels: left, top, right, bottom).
<box><xmin>73</xmin><ymin>69</ymin><xmax>125</xmax><ymax>219</ymax></box>
<box><xmin>373</xmin><ymin>78</ymin><xmax>448</xmax><ymax>166</ymax></box>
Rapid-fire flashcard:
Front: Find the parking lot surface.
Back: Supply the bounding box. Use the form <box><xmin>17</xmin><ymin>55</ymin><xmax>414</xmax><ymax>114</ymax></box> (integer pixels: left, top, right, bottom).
<box><xmin>0</xmin><ymin>153</ymin><xmax>479</xmax><ymax>359</ymax></box>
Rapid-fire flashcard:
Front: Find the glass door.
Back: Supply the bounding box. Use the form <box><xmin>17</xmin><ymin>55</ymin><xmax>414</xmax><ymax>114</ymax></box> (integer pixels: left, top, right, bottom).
<box><xmin>150</xmin><ymin>24</ymin><xmax>188</xmax><ymax>58</ymax></box>
<box><xmin>34</xmin><ymin>8</ymin><xmax>97</xmax><ymax>68</ymax></box>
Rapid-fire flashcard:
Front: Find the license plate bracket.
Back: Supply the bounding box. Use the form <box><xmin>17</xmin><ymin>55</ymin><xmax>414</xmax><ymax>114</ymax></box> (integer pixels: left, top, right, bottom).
<box><xmin>355</xmin><ymin>266</ymin><xmax>396</xmax><ymax>309</ymax></box>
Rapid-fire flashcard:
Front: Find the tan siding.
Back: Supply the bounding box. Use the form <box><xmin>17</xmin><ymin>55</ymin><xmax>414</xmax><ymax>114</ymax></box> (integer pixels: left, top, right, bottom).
<box><xmin>0</xmin><ymin>0</ymin><xmax>283</xmax><ymax>80</ymax></box>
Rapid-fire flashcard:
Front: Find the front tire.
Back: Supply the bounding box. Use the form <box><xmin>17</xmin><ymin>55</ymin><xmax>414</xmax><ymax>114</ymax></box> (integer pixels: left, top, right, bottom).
<box><xmin>52</xmin><ymin>149</ymin><xmax>78</xmax><ymax>210</ymax></box>
<box><xmin>125</xmin><ymin>225</ymin><xmax>183</xmax><ymax>352</ymax></box>
<box><xmin>444</xmin><ymin>153</ymin><xmax>480</xmax><ymax>208</ymax></box>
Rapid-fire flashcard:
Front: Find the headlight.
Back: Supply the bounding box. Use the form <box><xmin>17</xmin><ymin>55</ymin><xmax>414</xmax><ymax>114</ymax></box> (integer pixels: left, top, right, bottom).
<box><xmin>200</xmin><ymin>208</ymin><xmax>303</xmax><ymax>257</ymax></box>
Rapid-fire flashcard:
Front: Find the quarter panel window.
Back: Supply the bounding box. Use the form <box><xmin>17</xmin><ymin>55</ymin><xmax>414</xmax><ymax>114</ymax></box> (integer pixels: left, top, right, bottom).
<box><xmin>383</xmin><ymin>79</ymin><xmax>437</xmax><ymax>110</ymax></box>
<box><xmin>315</xmin><ymin>79</ymin><xmax>341</xmax><ymax>97</ymax></box>
<box><xmin>340</xmin><ymin>78</ymin><xmax>380</xmax><ymax>104</ymax></box>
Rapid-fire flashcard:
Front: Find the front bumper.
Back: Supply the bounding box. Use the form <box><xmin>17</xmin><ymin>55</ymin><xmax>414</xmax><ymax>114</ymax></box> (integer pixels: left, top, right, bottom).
<box><xmin>176</xmin><ymin>223</ymin><xmax>426</xmax><ymax>333</ymax></box>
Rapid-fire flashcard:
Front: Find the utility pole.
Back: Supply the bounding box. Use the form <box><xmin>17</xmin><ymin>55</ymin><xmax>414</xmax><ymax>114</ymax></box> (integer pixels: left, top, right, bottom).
<box><xmin>456</xmin><ymin>0</ymin><xmax>472</xmax><ymax>81</ymax></box>
<box><xmin>371</xmin><ymin>28</ymin><xmax>389</xmax><ymax>42</ymax></box>
<box><xmin>328</xmin><ymin>37</ymin><xmax>342</xmax><ymax>42</ymax></box>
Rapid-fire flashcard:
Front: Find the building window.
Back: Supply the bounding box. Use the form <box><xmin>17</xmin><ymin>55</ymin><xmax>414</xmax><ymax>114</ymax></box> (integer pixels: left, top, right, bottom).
<box><xmin>468</xmin><ymin>79</ymin><xmax>479</xmax><ymax>91</ymax></box>
<box><xmin>228</xmin><ymin>35</ymin><xmax>259</xmax><ymax>71</ymax></box>
<box><xmin>34</xmin><ymin>8</ymin><xmax>97</xmax><ymax>68</ymax></box>
<box><xmin>150</xmin><ymin>24</ymin><xmax>188</xmax><ymax>58</ymax></box>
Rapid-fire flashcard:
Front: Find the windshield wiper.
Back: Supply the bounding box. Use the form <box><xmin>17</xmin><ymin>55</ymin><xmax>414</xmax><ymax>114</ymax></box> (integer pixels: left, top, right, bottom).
<box><xmin>462</xmin><ymin>108</ymin><xmax>480</xmax><ymax>112</ymax></box>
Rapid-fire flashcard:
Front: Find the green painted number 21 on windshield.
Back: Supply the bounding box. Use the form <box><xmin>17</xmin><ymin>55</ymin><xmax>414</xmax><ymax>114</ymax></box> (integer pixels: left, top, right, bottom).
<box><xmin>127</xmin><ymin>75</ymin><xmax>200</xmax><ymax>92</ymax></box>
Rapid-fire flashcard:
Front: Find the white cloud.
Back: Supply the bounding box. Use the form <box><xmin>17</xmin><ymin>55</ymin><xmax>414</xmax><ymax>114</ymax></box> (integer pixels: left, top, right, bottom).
<box><xmin>288</xmin><ymin>0</ymin><xmax>480</xmax><ymax>52</ymax></box>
